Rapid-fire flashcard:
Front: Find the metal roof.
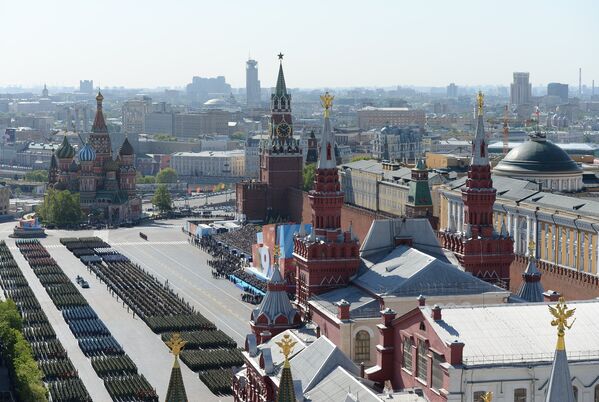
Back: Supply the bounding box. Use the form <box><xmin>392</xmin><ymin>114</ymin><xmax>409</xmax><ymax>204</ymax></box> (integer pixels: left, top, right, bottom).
<box><xmin>304</xmin><ymin>367</ymin><xmax>382</xmax><ymax>402</ymax></box>
<box><xmin>422</xmin><ymin>300</ymin><xmax>599</xmax><ymax>366</ymax></box>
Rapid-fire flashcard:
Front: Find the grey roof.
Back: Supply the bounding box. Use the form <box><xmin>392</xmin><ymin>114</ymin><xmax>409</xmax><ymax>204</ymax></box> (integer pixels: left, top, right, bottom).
<box><xmin>252</xmin><ymin>264</ymin><xmax>298</xmax><ymax>324</ymax></box>
<box><xmin>304</xmin><ymin>367</ymin><xmax>382</xmax><ymax>402</ymax></box>
<box><xmin>495</xmin><ymin>137</ymin><xmax>582</xmax><ymax>174</ymax></box>
<box><xmin>422</xmin><ymin>300</ymin><xmax>599</xmax><ymax>365</ymax></box>
<box><xmin>516</xmin><ymin>259</ymin><xmax>544</xmax><ymax>303</ymax></box>
<box><xmin>546</xmin><ymin>349</ymin><xmax>575</xmax><ymax>402</ymax></box>
<box><xmin>360</xmin><ymin>218</ymin><xmax>450</xmax><ymax>262</ymax></box>
<box><xmin>355</xmin><ymin>245</ymin><xmax>500</xmax><ymax>298</ymax></box>
<box><xmin>285</xmin><ymin>336</ymin><xmax>360</xmax><ymax>394</ymax></box>
<box><xmin>309</xmin><ymin>286</ymin><xmax>380</xmax><ymax>320</ymax></box>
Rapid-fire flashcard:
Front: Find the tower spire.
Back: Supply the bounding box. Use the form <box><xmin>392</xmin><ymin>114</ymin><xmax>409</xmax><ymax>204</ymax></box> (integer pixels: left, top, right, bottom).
<box><xmin>546</xmin><ymin>298</ymin><xmax>576</xmax><ymax>402</ymax></box>
<box><xmin>471</xmin><ymin>91</ymin><xmax>488</xmax><ymax>166</ymax></box>
<box><xmin>165</xmin><ymin>333</ymin><xmax>189</xmax><ymax>402</ymax></box>
<box><xmin>275</xmin><ymin>53</ymin><xmax>287</xmax><ymax>96</ymax></box>
<box><xmin>92</xmin><ymin>90</ymin><xmax>108</xmax><ymax>133</ymax></box>
<box><xmin>318</xmin><ymin>92</ymin><xmax>336</xmax><ymax>170</ymax></box>
<box><xmin>516</xmin><ymin>240</ymin><xmax>544</xmax><ymax>302</ymax></box>
<box><xmin>275</xmin><ymin>334</ymin><xmax>297</xmax><ymax>402</ymax></box>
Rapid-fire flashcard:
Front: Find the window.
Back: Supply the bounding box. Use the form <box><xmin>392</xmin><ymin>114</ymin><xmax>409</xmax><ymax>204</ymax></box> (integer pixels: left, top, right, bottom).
<box><xmin>354</xmin><ymin>331</ymin><xmax>370</xmax><ymax>362</ymax></box>
<box><xmin>417</xmin><ymin>341</ymin><xmax>428</xmax><ymax>382</ymax></box>
<box><xmin>514</xmin><ymin>388</ymin><xmax>526</xmax><ymax>402</ymax></box>
<box><xmin>402</xmin><ymin>337</ymin><xmax>413</xmax><ymax>372</ymax></box>
<box><xmin>473</xmin><ymin>391</ymin><xmax>486</xmax><ymax>401</ymax></box>
<box><xmin>431</xmin><ymin>352</ymin><xmax>445</xmax><ymax>390</ymax></box>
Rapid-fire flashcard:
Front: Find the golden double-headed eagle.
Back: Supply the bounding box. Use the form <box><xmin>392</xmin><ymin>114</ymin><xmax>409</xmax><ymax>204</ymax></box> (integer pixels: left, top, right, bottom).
<box><xmin>276</xmin><ymin>334</ymin><xmax>297</xmax><ymax>360</ymax></box>
<box><xmin>320</xmin><ymin>92</ymin><xmax>334</xmax><ymax>118</ymax></box>
<box><xmin>166</xmin><ymin>332</ymin><xmax>187</xmax><ymax>357</ymax></box>
<box><xmin>477</xmin><ymin>91</ymin><xmax>484</xmax><ymax>115</ymax></box>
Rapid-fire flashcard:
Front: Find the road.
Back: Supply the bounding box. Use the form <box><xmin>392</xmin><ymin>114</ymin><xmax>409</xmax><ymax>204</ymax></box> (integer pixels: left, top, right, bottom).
<box><xmin>0</xmin><ymin>218</ymin><xmax>252</xmax><ymax>401</ymax></box>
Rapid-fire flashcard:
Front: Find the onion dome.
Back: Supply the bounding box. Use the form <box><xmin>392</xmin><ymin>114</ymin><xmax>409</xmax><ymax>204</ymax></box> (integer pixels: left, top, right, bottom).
<box><xmin>78</xmin><ymin>142</ymin><xmax>96</xmax><ymax>162</ymax></box>
<box><xmin>119</xmin><ymin>137</ymin><xmax>134</xmax><ymax>156</ymax></box>
<box><xmin>494</xmin><ymin>135</ymin><xmax>581</xmax><ymax>175</ymax></box>
<box><xmin>56</xmin><ymin>136</ymin><xmax>75</xmax><ymax>159</ymax></box>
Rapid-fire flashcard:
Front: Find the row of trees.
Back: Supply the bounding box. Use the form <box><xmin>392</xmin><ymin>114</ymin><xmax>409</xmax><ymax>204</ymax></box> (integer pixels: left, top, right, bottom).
<box><xmin>137</xmin><ymin>168</ymin><xmax>178</xmax><ymax>185</ymax></box>
<box><xmin>0</xmin><ymin>299</ymin><xmax>48</xmax><ymax>401</ymax></box>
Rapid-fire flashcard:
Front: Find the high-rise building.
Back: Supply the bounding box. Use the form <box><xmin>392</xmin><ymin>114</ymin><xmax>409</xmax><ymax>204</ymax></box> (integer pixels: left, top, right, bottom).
<box><xmin>79</xmin><ymin>80</ymin><xmax>94</xmax><ymax>94</ymax></box>
<box><xmin>122</xmin><ymin>98</ymin><xmax>150</xmax><ymax>135</ymax></box>
<box><xmin>185</xmin><ymin>76</ymin><xmax>231</xmax><ymax>105</ymax></box>
<box><xmin>510</xmin><ymin>72</ymin><xmax>532</xmax><ymax>106</ymax></box>
<box><xmin>547</xmin><ymin>82</ymin><xmax>569</xmax><ymax>102</ymax></box>
<box><xmin>447</xmin><ymin>82</ymin><xmax>458</xmax><ymax>98</ymax></box>
<box><xmin>440</xmin><ymin>92</ymin><xmax>514</xmax><ymax>288</ymax></box>
<box><xmin>245</xmin><ymin>59</ymin><xmax>261</xmax><ymax>108</ymax></box>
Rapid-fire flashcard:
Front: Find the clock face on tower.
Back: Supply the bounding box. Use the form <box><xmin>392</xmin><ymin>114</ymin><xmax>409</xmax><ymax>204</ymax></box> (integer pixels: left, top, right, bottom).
<box><xmin>276</xmin><ymin>122</ymin><xmax>291</xmax><ymax>138</ymax></box>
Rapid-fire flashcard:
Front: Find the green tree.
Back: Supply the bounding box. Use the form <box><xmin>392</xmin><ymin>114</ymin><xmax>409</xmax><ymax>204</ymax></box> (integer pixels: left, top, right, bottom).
<box><xmin>156</xmin><ymin>168</ymin><xmax>178</xmax><ymax>184</ymax></box>
<box><xmin>350</xmin><ymin>155</ymin><xmax>374</xmax><ymax>162</ymax></box>
<box><xmin>37</xmin><ymin>189</ymin><xmax>82</xmax><ymax>227</ymax></box>
<box><xmin>151</xmin><ymin>184</ymin><xmax>172</xmax><ymax>212</ymax></box>
<box><xmin>138</xmin><ymin>175</ymin><xmax>155</xmax><ymax>184</ymax></box>
<box><xmin>229</xmin><ymin>131</ymin><xmax>246</xmax><ymax>141</ymax></box>
<box><xmin>23</xmin><ymin>170</ymin><xmax>48</xmax><ymax>182</ymax></box>
<box><xmin>302</xmin><ymin>164</ymin><xmax>316</xmax><ymax>191</ymax></box>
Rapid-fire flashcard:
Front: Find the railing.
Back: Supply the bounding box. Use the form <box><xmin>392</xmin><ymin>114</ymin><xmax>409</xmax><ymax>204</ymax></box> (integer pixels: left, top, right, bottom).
<box><xmin>463</xmin><ymin>349</ymin><xmax>599</xmax><ymax>366</ymax></box>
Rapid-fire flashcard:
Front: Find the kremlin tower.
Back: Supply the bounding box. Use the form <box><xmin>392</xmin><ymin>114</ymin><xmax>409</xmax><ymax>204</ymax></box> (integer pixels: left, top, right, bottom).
<box><xmin>440</xmin><ymin>92</ymin><xmax>514</xmax><ymax>288</ymax></box>
<box><xmin>292</xmin><ymin>93</ymin><xmax>360</xmax><ymax>311</ymax></box>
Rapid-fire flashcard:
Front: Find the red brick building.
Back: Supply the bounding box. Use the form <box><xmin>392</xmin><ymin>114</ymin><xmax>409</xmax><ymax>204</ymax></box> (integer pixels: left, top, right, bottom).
<box><xmin>236</xmin><ymin>54</ymin><xmax>303</xmax><ymax>222</ymax></box>
<box><xmin>439</xmin><ymin>92</ymin><xmax>514</xmax><ymax>288</ymax></box>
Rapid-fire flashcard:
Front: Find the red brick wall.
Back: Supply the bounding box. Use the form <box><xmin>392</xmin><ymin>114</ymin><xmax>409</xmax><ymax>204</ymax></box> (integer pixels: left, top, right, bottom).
<box><xmin>310</xmin><ymin>308</ymin><xmax>341</xmax><ymax>346</ymax></box>
<box><xmin>510</xmin><ymin>256</ymin><xmax>599</xmax><ymax>300</ymax></box>
<box><xmin>288</xmin><ymin>188</ymin><xmax>385</xmax><ymax>243</ymax></box>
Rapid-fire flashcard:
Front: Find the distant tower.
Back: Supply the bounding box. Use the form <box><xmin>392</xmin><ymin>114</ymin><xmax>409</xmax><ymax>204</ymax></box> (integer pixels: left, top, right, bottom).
<box><xmin>118</xmin><ymin>137</ymin><xmax>136</xmax><ymax>197</ymax></box>
<box><xmin>293</xmin><ymin>93</ymin><xmax>360</xmax><ymax>310</ymax></box>
<box><xmin>579</xmin><ymin>67</ymin><xmax>582</xmax><ymax>97</ymax></box>
<box><xmin>510</xmin><ymin>72</ymin><xmax>532</xmax><ymax>106</ymax></box>
<box><xmin>441</xmin><ymin>92</ymin><xmax>515</xmax><ymax>288</ymax></box>
<box><xmin>305</xmin><ymin>131</ymin><xmax>318</xmax><ymax>165</ymax></box>
<box><xmin>42</xmin><ymin>84</ymin><xmax>48</xmax><ymax>98</ymax></box>
<box><xmin>405</xmin><ymin>158</ymin><xmax>433</xmax><ymax>218</ymax></box>
<box><xmin>516</xmin><ymin>241</ymin><xmax>544</xmax><ymax>302</ymax></box>
<box><xmin>246</xmin><ymin>58</ymin><xmax>261</xmax><ymax>108</ymax></box>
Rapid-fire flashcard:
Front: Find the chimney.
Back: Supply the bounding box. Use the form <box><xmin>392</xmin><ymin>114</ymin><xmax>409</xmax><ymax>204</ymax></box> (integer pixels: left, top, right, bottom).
<box><xmin>336</xmin><ymin>299</ymin><xmax>351</xmax><ymax>320</ymax></box>
<box><xmin>315</xmin><ymin>326</ymin><xmax>321</xmax><ymax>338</ymax></box>
<box><xmin>360</xmin><ymin>362</ymin><xmax>365</xmax><ymax>378</ymax></box>
<box><xmin>260</xmin><ymin>331</ymin><xmax>272</xmax><ymax>343</ymax></box>
<box><xmin>543</xmin><ymin>290</ymin><xmax>560</xmax><ymax>302</ymax></box>
<box><xmin>432</xmin><ymin>305</ymin><xmax>442</xmax><ymax>321</ymax></box>
<box><xmin>381</xmin><ymin>307</ymin><xmax>396</xmax><ymax>327</ymax></box>
<box><xmin>448</xmin><ymin>340</ymin><xmax>465</xmax><ymax>365</ymax></box>
<box><xmin>417</xmin><ymin>295</ymin><xmax>426</xmax><ymax>306</ymax></box>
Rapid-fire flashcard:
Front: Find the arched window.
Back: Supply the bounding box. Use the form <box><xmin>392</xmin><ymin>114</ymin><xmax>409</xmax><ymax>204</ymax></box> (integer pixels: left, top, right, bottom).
<box><xmin>354</xmin><ymin>330</ymin><xmax>370</xmax><ymax>362</ymax></box>
<box><xmin>402</xmin><ymin>337</ymin><xmax>413</xmax><ymax>372</ymax></box>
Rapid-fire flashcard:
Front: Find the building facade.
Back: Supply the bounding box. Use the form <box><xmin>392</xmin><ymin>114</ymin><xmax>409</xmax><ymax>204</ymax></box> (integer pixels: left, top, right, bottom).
<box><xmin>47</xmin><ymin>92</ymin><xmax>141</xmax><ymax>224</ymax></box>
<box><xmin>511</xmin><ymin>72</ymin><xmax>532</xmax><ymax>106</ymax></box>
<box><xmin>371</xmin><ymin>125</ymin><xmax>423</xmax><ymax>163</ymax></box>
<box><xmin>170</xmin><ymin>150</ymin><xmax>245</xmax><ymax>177</ymax></box>
<box><xmin>357</xmin><ymin>107</ymin><xmax>426</xmax><ymax>130</ymax></box>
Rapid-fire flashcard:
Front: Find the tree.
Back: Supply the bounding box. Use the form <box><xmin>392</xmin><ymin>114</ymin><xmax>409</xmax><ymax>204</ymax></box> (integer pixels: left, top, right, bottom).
<box><xmin>229</xmin><ymin>131</ymin><xmax>246</xmax><ymax>141</ymax></box>
<box><xmin>37</xmin><ymin>189</ymin><xmax>82</xmax><ymax>227</ymax></box>
<box><xmin>350</xmin><ymin>155</ymin><xmax>374</xmax><ymax>162</ymax></box>
<box><xmin>138</xmin><ymin>175</ymin><xmax>156</xmax><ymax>184</ymax></box>
<box><xmin>152</xmin><ymin>184</ymin><xmax>172</xmax><ymax>212</ymax></box>
<box><xmin>23</xmin><ymin>170</ymin><xmax>48</xmax><ymax>182</ymax></box>
<box><xmin>156</xmin><ymin>168</ymin><xmax>178</xmax><ymax>184</ymax></box>
<box><xmin>302</xmin><ymin>164</ymin><xmax>316</xmax><ymax>192</ymax></box>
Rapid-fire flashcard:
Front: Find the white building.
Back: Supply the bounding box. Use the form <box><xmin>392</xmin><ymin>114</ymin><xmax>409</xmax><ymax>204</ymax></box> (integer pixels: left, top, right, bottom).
<box><xmin>170</xmin><ymin>150</ymin><xmax>245</xmax><ymax>178</ymax></box>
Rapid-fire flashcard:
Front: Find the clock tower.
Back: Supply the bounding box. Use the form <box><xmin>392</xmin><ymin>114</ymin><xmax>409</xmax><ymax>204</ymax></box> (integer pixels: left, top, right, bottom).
<box><xmin>257</xmin><ymin>54</ymin><xmax>303</xmax><ymax>219</ymax></box>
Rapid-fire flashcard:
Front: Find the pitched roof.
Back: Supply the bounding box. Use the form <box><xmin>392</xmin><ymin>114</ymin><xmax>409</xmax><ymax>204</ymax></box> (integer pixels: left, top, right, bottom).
<box><xmin>92</xmin><ymin>91</ymin><xmax>108</xmax><ymax>133</ymax></box>
<box><xmin>304</xmin><ymin>366</ymin><xmax>382</xmax><ymax>402</ymax></box>
<box><xmin>252</xmin><ymin>264</ymin><xmax>299</xmax><ymax>324</ymax></box>
<box><xmin>119</xmin><ymin>136</ymin><xmax>134</xmax><ymax>156</ymax></box>
<box><xmin>355</xmin><ymin>245</ymin><xmax>500</xmax><ymax>297</ymax></box>
<box><xmin>516</xmin><ymin>258</ymin><xmax>544</xmax><ymax>303</ymax></box>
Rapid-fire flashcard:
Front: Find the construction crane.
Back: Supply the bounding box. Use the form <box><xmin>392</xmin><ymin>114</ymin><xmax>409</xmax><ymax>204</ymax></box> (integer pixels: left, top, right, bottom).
<box><xmin>502</xmin><ymin>105</ymin><xmax>509</xmax><ymax>156</ymax></box>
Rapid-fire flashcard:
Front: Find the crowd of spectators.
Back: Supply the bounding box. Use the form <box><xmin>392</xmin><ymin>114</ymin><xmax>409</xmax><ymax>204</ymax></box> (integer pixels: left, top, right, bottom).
<box><xmin>212</xmin><ymin>224</ymin><xmax>260</xmax><ymax>255</ymax></box>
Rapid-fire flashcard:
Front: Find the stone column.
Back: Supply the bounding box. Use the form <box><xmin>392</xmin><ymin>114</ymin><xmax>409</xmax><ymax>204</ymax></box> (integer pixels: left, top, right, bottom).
<box><xmin>446</xmin><ymin>197</ymin><xmax>452</xmax><ymax>231</ymax></box>
<box><xmin>526</xmin><ymin>215</ymin><xmax>531</xmax><ymax>256</ymax></box>
<box><xmin>513</xmin><ymin>215</ymin><xmax>519</xmax><ymax>254</ymax></box>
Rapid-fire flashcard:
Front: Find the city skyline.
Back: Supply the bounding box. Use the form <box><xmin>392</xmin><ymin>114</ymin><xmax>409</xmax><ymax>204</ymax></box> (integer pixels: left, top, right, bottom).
<box><xmin>1</xmin><ymin>0</ymin><xmax>597</xmax><ymax>89</ymax></box>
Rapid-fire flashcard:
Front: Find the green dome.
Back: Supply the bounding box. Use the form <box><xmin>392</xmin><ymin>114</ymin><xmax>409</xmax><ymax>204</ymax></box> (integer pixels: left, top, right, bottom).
<box><xmin>55</xmin><ymin>136</ymin><xmax>75</xmax><ymax>159</ymax></box>
<box><xmin>495</xmin><ymin>137</ymin><xmax>581</xmax><ymax>175</ymax></box>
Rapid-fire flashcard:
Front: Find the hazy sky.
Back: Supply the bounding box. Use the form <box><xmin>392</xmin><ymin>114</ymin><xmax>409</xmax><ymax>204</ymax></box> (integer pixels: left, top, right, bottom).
<box><xmin>1</xmin><ymin>0</ymin><xmax>597</xmax><ymax>89</ymax></box>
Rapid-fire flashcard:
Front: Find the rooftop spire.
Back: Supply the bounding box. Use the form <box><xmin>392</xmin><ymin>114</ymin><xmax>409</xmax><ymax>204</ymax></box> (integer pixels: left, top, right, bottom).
<box><xmin>275</xmin><ymin>53</ymin><xmax>287</xmax><ymax>97</ymax></box>
<box><xmin>92</xmin><ymin>90</ymin><xmax>108</xmax><ymax>133</ymax></box>
<box><xmin>546</xmin><ymin>298</ymin><xmax>576</xmax><ymax>402</ymax></box>
<box><xmin>318</xmin><ymin>92</ymin><xmax>336</xmax><ymax>169</ymax></box>
<box><xmin>275</xmin><ymin>334</ymin><xmax>297</xmax><ymax>402</ymax></box>
<box><xmin>471</xmin><ymin>91</ymin><xmax>489</xmax><ymax>166</ymax></box>
<box><xmin>165</xmin><ymin>333</ymin><xmax>189</xmax><ymax>402</ymax></box>
<box><xmin>516</xmin><ymin>241</ymin><xmax>544</xmax><ymax>302</ymax></box>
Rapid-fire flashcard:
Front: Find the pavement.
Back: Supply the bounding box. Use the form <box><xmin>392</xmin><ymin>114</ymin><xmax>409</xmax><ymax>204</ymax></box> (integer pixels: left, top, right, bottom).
<box><xmin>0</xmin><ymin>219</ymin><xmax>249</xmax><ymax>402</ymax></box>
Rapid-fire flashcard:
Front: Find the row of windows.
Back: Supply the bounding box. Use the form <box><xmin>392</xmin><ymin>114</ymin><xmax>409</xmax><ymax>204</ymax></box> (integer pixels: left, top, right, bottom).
<box><xmin>402</xmin><ymin>337</ymin><xmax>445</xmax><ymax>391</ymax></box>
<box><xmin>473</xmin><ymin>384</ymin><xmax>599</xmax><ymax>401</ymax></box>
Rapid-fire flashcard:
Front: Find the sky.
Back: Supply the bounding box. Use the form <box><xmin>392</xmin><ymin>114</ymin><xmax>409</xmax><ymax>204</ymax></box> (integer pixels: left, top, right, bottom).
<box><xmin>1</xmin><ymin>0</ymin><xmax>597</xmax><ymax>89</ymax></box>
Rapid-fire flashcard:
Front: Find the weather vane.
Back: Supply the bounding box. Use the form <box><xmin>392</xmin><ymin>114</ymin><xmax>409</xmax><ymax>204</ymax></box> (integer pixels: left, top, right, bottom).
<box><xmin>477</xmin><ymin>91</ymin><xmax>484</xmax><ymax>115</ymax></box>
<box><xmin>528</xmin><ymin>240</ymin><xmax>535</xmax><ymax>258</ymax></box>
<box><xmin>165</xmin><ymin>332</ymin><xmax>187</xmax><ymax>358</ymax></box>
<box><xmin>549</xmin><ymin>297</ymin><xmax>576</xmax><ymax>350</ymax></box>
<box><xmin>275</xmin><ymin>334</ymin><xmax>297</xmax><ymax>360</ymax></box>
<box><xmin>320</xmin><ymin>91</ymin><xmax>334</xmax><ymax>118</ymax></box>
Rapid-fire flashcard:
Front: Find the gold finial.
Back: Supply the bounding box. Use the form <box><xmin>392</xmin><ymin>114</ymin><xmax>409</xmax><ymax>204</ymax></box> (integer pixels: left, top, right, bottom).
<box><xmin>549</xmin><ymin>297</ymin><xmax>576</xmax><ymax>351</ymax></box>
<box><xmin>528</xmin><ymin>240</ymin><xmax>536</xmax><ymax>258</ymax></box>
<box><xmin>320</xmin><ymin>91</ymin><xmax>334</xmax><ymax>118</ymax></box>
<box><xmin>273</xmin><ymin>244</ymin><xmax>281</xmax><ymax>260</ymax></box>
<box><xmin>480</xmin><ymin>392</ymin><xmax>493</xmax><ymax>402</ymax></box>
<box><xmin>477</xmin><ymin>91</ymin><xmax>484</xmax><ymax>115</ymax></box>
<box><xmin>165</xmin><ymin>332</ymin><xmax>187</xmax><ymax>358</ymax></box>
<box><xmin>276</xmin><ymin>334</ymin><xmax>297</xmax><ymax>363</ymax></box>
